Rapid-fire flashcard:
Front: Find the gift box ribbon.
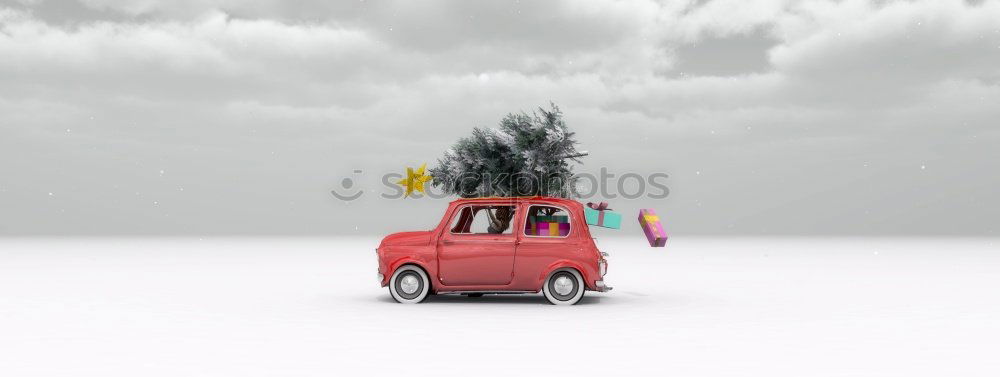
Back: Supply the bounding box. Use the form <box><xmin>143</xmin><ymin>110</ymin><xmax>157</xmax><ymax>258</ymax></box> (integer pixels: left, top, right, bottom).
<box><xmin>587</xmin><ymin>201</ymin><xmax>612</xmax><ymax>226</ymax></box>
<box><xmin>587</xmin><ymin>202</ymin><xmax>611</xmax><ymax>211</ymax></box>
<box><xmin>642</xmin><ymin>214</ymin><xmax>661</xmax><ymax>238</ymax></box>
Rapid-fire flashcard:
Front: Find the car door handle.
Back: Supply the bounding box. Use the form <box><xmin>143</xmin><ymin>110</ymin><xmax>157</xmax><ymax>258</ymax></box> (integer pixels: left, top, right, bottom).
<box><xmin>442</xmin><ymin>239</ymin><xmax>455</xmax><ymax>245</ymax></box>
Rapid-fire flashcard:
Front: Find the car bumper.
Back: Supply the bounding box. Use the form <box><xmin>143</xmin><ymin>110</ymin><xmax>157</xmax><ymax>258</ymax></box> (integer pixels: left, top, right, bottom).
<box><xmin>377</xmin><ymin>272</ymin><xmax>385</xmax><ymax>287</ymax></box>
<box><xmin>595</xmin><ymin>280</ymin><xmax>613</xmax><ymax>292</ymax></box>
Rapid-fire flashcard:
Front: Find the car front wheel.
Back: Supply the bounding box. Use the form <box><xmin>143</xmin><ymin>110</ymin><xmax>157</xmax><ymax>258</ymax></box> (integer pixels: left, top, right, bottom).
<box><xmin>542</xmin><ymin>269</ymin><xmax>585</xmax><ymax>305</ymax></box>
<box><xmin>389</xmin><ymin>265</ymin><xmax>430</xmax><ymax>304</ymax></box>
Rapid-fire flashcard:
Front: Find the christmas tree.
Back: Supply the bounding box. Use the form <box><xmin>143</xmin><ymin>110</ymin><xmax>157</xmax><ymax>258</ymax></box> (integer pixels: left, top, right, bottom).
<box><xmin>430</xmin><ymin>103</ymin><xmax>586</xmax><ymax>233</ymax></box>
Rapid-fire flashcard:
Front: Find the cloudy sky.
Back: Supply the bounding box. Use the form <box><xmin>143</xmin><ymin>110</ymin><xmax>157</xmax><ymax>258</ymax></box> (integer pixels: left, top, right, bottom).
<box><xmin>1</xmin><ymin>0</ymin><xmax>998</xmax><ymax>236</ymax></box>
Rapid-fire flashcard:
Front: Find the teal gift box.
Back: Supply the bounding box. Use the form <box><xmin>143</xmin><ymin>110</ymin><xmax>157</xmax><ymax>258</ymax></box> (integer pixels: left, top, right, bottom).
<box><xmin>533</xmin><ymin>215</ymin><xmax>568</xmax><ymax>223</ymax></box>
<box><xmin>584</xmin><ymin>203</ymin><xmax>621</xmax><ymax>229</ymax></box>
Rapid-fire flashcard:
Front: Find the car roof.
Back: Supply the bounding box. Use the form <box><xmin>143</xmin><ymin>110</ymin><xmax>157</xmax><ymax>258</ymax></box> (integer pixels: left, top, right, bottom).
<box><xmin>449</xmin><ymin>196</ymin><xmax>582</xmax><ymax>208</ymax></box>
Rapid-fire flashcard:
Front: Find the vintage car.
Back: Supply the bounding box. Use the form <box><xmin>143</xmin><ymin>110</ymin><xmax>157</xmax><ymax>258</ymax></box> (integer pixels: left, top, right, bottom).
<box><xmin>376</xmin><ymin>196</ymin><xmax>611</xmax><ymax>305</ymax></box>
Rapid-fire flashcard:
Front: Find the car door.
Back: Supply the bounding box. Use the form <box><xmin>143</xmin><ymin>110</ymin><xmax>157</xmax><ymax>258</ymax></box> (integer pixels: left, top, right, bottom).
<box><xmin>437</xmin><ymin>203</ymin><xmax>517</xmax><ymax>286</ymax></box>
<box><xmin>511</xmin><ymin>202</ymin><xmax>578</xmax><ymax>289</ymax></box>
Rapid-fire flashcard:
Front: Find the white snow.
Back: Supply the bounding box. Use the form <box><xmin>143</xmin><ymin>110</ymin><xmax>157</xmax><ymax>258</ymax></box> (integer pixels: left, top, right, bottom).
<box><xmin>1</xmin><ymin>237</ymin><xmax>998</xmax><ymax>376</ymax></box>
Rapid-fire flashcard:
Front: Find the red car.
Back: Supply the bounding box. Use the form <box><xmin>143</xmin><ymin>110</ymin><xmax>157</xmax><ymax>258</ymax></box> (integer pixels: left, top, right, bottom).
<box><xmin>376</xmin><ymin>196</ymin><xmax>611</xmax><ymax>305</ymax></box>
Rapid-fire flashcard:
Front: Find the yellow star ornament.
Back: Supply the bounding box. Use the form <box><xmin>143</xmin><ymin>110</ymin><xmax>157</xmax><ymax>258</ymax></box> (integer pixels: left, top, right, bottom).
<box><xmin>396</xmin><ymin>163</ymin><xmax>432</xmax><ymax>197</ymax></box>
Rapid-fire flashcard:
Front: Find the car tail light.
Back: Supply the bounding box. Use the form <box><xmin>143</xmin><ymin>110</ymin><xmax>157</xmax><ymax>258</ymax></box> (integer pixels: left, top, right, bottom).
<box><xmin>599</xmin><ymin>259</ymin><xmax>607</xmax><ymax>276</ymax></box>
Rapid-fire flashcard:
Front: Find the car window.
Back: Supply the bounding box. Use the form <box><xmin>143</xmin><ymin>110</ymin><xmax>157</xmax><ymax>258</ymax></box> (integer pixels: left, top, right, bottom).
<box><xmin>524</xmin><ymin>205</ymin><xmax>571</xmax><ymax>237</ymax></box>
<box><xmin>450</xmin><ymin>205</ymin><xmax>516</xmax><ymax>235</ymax></box>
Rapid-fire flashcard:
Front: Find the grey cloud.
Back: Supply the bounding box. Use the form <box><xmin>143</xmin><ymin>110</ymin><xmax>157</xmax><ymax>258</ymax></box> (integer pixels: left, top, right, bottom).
<box><xmin>771</xmin><ymin>1</ymin><xmax>1000</xmax><ymax>96</ymax></box>
<box><xmin>672</xmin><ymin>29</ymin><xmax>777</xmax><ymax>77</ymax></box>
<box><xmin>1</xmin><ymin>0</ymin><xmax>999</xmax><ymax>236</ymax></box>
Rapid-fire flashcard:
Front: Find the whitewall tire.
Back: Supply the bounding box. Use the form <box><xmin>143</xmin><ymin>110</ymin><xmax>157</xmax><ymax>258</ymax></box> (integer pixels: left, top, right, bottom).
<box><xmin>542</xmin><ymin>269</ymin><xmax>585</xmax><ymax>305</ymax></box>
<box><xmin>389</xmin><ymin>265</ymin><xmax>430</xmax><ymax>304</ymax></box>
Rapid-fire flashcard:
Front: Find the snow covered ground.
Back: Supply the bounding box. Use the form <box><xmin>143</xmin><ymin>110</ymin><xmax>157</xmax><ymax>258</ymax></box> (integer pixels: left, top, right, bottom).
<box><xmin>1</xmin><ymin>237</ymin><xmax>998</xmax><ymax>376</ymax></box>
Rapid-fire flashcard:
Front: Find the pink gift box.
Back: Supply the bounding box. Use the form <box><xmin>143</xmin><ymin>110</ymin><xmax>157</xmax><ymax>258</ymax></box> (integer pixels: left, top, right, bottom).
<box><xmin>525</xmin><ymin>222</ymin><xmax>570</xmax><ymax>236</ymax></box>
<box><xmin>638</xmin><ymin>209</ymin><xmax>667</xmax><ymax>247</ymax></box>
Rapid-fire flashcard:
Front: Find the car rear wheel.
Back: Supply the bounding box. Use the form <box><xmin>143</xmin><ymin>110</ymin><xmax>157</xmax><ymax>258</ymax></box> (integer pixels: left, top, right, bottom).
<box><xmin>542</xmin><ymin>269</ymin><xmax>585</xmax><ymax>305</ymax></box>
<box><xmin>389</xmin><ymin>265</ymin><xmax>430</xmax><ymax>304</ymax></box>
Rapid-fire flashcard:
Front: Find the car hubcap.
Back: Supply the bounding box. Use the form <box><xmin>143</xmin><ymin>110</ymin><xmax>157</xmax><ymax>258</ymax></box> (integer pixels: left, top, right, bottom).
<box><xmin>400</xmin><ymin>274</ymin><xmax>420</xmax><ymax>295</ymax></box>
<box><xmin>553</xmin><ymin>275</ymin><xmax>574</xmax><ymax>296</ymax></box>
